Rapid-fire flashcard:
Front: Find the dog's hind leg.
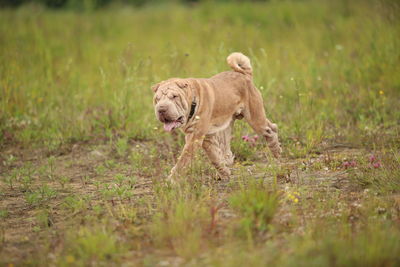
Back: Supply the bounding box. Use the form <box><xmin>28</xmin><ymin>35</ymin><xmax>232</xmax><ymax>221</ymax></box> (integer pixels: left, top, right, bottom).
<box><xmin>215</xmin><ymin>120</ymin><xmax>235</xmax><ymax>167</ymax></box>
<box><xmin>203</xmin><ymin>132</ymin><xmax>231</xmax><ymax>179</ymax></box>
<box><xmin>244</xmin><ymin>87</ymin><xmax>282</xmax><ymax>158</ymax></box>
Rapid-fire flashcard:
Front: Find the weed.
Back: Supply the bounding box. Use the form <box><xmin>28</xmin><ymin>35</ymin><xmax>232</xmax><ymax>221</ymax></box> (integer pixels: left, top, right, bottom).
<box><xmin>150</xmin><ymin>182</ymin><xmax>210</xmax><ymax>258</ymax></box>
<box><xmin>94</xmin><ymin>164</ymin><xmax>107</xmax><ymax>176</ymax></box>
<box><xmin>58</xmin><ymin>176</ymin><xmax>71</xmax><ymax>189</ymax></box>
<box><xmin>4</xmin><ymin>169</ymin><xmax>17</xmax><ymax>190</ymax></box>
<box><xmin>114</xmin><ymin>174</ymin><xmax>127</xmax><ymax>186</ymax></box>
<box><xmin>20</xmin><ymin>175</ymin><xmax>33</xmax><ymax>192</ymax></box>
<box><xmin>93</xmin><ymin>181</ymin><xmax>102</xmax><ymax>190</ymax></box>
<box><xmin>59</xmin><ymin>225</ymin><xmax>125</xmax><ymax>266</ymax></box>
<box><xmin>25</xmin><ymin>185</ymin><xmax>58</xmax><ymax>206</ymax></box>
<box><xmin>100</xmin><ymin>183</ymin><xmax>133</xmax><ymax>201</ymax></box>
<box><xmin>130</xmin><ymin>149</ymin><xmax>145</xmax><ymax>170</ymax></box>
<box><xmin>2</xmin><ymin>154</ymin><xmax>16</xmax><ymax>168</ymax></box>
<box><xmin>284</xmin><ymin>222</ymin><xmax>400</xmax><ymax>267</ymax></box>
<box><xmin>80</xmin><ymin>175</ymin><xmax>90</xmax><ymax>186</ymax></box>
<box><xmin>229</xmin><ymin>180</ymin><xmax>279</xmax><ymax>240</ymax></box>
<box><xmin>35</xmin><ymin>209</ymin><xmax>53</xmax><ymax>229</ymax></box>
<box><xmin>63</xmin><ymin>195</ymin><xmax>90</xmax><ymax>214</ymax></box>
<box><xmin>350</xmin><ymin>151</ymin><xmax>400</xmax><ymax>193</ymax></box>
<box><xmin>104</xmin><ymin>159</ymin><xmax>116</xmax><ymax>169</ymax></box>
<box><xmin>25</xmin><ymin>191</ymin><xmax>41</xmax><ymax>206</ymax></box>
<box><xmin>115</xmin><ymin>137</ymin><xmax>129</xmax><ymax>157</ymax></box>
<box><xmin>47</xmin><ymin>156</ymin><xmax>56</xmax><ymax>180</ymax></box>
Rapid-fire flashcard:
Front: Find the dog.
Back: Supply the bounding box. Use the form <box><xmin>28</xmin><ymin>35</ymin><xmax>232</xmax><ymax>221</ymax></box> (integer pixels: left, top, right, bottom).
<box><xmin>152</xmin><ymin>52</ymin><xmax>282</xmax><ymax>182</ymax></box>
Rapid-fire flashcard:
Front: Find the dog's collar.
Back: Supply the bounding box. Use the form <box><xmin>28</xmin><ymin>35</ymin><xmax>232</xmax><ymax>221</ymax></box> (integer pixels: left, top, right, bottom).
<box><xmin>188</xmin><ymin>97</ymin><xmax>197</xmax><ymax>121</ymax></box>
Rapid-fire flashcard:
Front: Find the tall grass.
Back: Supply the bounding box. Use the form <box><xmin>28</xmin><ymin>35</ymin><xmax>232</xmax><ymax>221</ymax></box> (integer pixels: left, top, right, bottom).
<box><xmin>1</xmin><ymin>0</ymin><xmax>399</xmax><ymax>154</ymax></box>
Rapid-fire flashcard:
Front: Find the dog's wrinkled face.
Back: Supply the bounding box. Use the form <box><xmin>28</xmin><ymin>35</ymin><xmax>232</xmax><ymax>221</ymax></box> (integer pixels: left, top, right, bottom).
<box><xmin>152</xmin><ymin>81</ymin><xmax>189</xmax><ymax>132</ymax></box>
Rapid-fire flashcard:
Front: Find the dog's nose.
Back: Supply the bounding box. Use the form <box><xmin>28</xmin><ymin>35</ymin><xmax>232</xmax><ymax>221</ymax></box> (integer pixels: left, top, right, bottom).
<box><xmin>158</xmin><ymin>106</ymin><xmax>167</xmax><ymax>114</ymax></box>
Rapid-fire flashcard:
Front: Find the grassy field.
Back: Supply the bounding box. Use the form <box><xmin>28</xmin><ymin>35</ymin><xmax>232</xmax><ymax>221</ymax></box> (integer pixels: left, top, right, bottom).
<box><xmin>1</xmin><ymin>0</ymin><xmax>400</xmax><ymax>265</ymax></box>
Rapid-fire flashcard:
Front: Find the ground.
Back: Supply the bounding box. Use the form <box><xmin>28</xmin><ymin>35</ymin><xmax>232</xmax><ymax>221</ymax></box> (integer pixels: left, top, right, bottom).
<box><xmin>1</xmin><ymin>138</ymin><xmax>399</xmax><ymax>266</ymax></box>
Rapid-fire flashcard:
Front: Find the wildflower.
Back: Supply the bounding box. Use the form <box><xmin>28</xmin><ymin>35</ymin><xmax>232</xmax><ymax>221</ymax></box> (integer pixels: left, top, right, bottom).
<box><xmin>373</xmin><ymin>162</ymin><xmax>382</xmax><ymax>168</ymax></box>
<box><xmin>286</xmin><ymin>192</ymin><xmax>300</xmax><ymax>203</ymax></box>
<box><xmin>379</xmin><ymin>90</ymin><xmax>384</xmax><ymax>95</ymax></box>
<box><xmin>369</xmin><ymin>154</ymin><xmax>376</xmax><ymax>163</ymax></box>
<box><xmin>242</xmin><ymin>135</ymin><xmax>259</xmax><ymax>146</ymax></box>
<box><xmin>153</xmin><ymin>127</ymin><xmax>158</xmax><ymax>130</ymax></box>
<box><xmin>369</xmin><ymin>154</ymin><xmax>382</xmax><ymax>168</ymax></box>
<box><xmin>342</xmin><ymin>160</ymin><xmax>357</xmax><ymax>169</ymax></box>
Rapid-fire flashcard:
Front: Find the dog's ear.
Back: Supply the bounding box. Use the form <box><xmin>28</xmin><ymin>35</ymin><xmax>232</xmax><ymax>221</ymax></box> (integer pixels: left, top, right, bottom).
<box><xmin>176</xmin><ymin>80</ymin><xmax>189</xmax><ymax>89</ymax></box>
<box><xmin>151</xmin><ymin>82</ymin><xmax>161</xmax><ymax>93</ymax></box>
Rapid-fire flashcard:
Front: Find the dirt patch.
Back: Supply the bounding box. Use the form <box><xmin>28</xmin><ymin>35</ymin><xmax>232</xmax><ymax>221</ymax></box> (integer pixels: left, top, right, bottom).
<box><xmin>0</xmin><ymin>142</ymin><xmax>379</xmax><ymax>263</ymax></box>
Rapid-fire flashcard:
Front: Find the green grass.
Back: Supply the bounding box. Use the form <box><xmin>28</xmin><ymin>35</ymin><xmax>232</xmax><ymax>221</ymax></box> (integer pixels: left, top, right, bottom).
<box><xmin>229</xmin><ymin>180</ymin><xmax>279</xmax><ymax>240</ymax></box>
<box><xmin>1</xmin><ymin>0</ymin><xmax>399</xmax><ymax>153</ymax></box>
<box><xmin>0</xmin><ymin>0</ymin><xmax>400</xmax><ymax>266</ymax></box>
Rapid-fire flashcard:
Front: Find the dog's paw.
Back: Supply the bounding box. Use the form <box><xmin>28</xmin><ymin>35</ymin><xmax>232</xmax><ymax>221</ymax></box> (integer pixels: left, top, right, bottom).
<box><xmin>216</xmin><ymin>167</ymin><xmax>231</xmax><ymax>181</ymax></box>
<box><xmin>166</xmin><ymin>167</ymin><xmax>180</xmax><ymax>185</ymax></box>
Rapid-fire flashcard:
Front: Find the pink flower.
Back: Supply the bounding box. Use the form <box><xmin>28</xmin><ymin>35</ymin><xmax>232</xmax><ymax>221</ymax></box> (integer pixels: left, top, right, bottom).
<box><xmin>369</xmin><ymin>154</ymin><xmax>376</xmax><ymax>163</ymax></box>
<box><xmin>242</xmin><ymin>135</ymin><xmax>259</xmax><ymax>145</ymax></box>
<box><xmin>343</xmin><ymin>160</ymin><xmax>357</xmax><ymax>169</ymax></box>
<box><xmin>372</xmin><ymin>162</ymin><xmax>381</xmax><ymax>168</ymax></box>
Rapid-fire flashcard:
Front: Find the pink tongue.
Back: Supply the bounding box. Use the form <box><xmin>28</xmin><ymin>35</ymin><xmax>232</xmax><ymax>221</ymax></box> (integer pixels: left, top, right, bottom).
<box><xmin>164</xmin><ymin>121</ymin><xmax>178</xmax><ymax>132</ymax></box>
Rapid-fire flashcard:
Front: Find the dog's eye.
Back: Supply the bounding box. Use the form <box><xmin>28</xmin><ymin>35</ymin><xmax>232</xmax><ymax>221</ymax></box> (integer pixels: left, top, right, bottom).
<box><xmin>173</xmin><ymin>95</ymin><xmax>178</xmax><ymax>99</ymax></box>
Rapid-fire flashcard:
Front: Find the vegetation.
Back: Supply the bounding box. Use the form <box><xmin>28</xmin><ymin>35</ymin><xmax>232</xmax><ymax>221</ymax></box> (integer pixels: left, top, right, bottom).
<box><xmin>1</xmin><ymin>0</ymin><xmax>399</xmax><ymax>265</ymax></box>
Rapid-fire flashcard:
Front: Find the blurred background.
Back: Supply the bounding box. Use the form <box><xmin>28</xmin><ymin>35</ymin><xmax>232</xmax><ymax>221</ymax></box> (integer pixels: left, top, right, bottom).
<box><xmin>4</xmin><ymin>0</ymin><xmax>297</xmax><ymax>9</ymax></box>
<box><xmin>0</xmin><ymin>0</ymin><xmax>399</xmax><ymax>154</ymax></box>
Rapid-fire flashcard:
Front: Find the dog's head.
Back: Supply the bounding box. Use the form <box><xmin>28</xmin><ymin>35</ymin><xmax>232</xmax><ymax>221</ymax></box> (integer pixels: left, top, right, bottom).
<box><xmin>152</xmin><ymin>79</ymin><xmax>192</xmax><ymax>132</ymax></box>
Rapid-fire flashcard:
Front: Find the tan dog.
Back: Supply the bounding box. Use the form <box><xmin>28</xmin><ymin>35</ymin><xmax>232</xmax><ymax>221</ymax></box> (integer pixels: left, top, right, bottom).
<box><xmin>152</xmin><ymin>52</ymin><xmax>281</xmax><ymax>181</ymax></box>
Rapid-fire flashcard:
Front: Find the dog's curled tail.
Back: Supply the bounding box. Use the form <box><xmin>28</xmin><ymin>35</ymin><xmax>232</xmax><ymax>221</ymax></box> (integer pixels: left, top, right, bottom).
<box><xmin>227</xmin><ymin>52</ymin><xmax>252</xmax><ymax>76</ymax></box>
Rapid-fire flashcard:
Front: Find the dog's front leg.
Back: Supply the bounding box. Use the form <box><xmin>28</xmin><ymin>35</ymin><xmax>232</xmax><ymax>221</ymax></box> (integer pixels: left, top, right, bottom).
<box><xmin>168</xmin><ymin>133</ymin><xmax>205</xmax><ymax>182</ymax></box>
